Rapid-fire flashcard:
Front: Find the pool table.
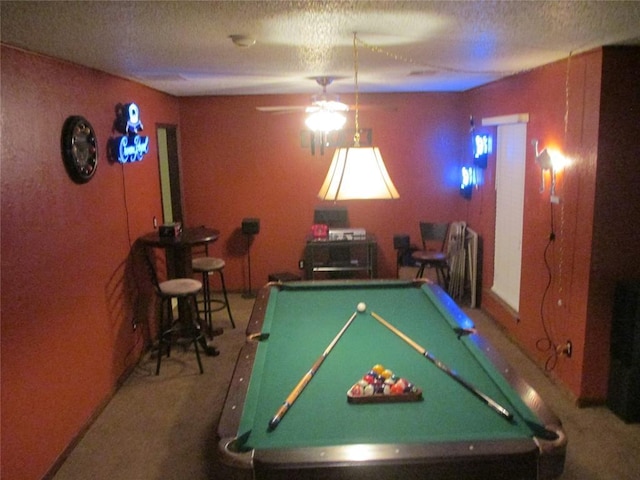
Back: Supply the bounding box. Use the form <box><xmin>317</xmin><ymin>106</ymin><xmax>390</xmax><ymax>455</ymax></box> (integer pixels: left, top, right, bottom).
<box><xmin>218</xmin><ymin>280</ymin><xmax>566</xmax><ymax>480</ymax></box>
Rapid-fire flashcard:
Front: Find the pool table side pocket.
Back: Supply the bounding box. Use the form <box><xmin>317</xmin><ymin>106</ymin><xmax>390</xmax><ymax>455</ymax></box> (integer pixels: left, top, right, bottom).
<box><xmin>246</xmin><ymin>285</ymin><xmax>273</xmax><ymax>337</ymax></box>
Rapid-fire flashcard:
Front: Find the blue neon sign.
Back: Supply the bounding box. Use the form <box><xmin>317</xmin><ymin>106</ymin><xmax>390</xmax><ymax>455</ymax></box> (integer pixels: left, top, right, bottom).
<box><xmin>473</xmin><ymin>134</ymin><xmax>491</xmax><ymax>168</ymax></box>
<box><xmin>116</xmin><ymin>134</ymin><xmax>149</xmax><ymax>163</ymax></box>
<box><xmin>460</xmin><ymin>166</ymin><xmax>476</xmax><ymax>199</ymax></box>
<box><xmin>110</xmin><ymin>103</ymin><xmax>149</xmax><ymax>164</ymax></box>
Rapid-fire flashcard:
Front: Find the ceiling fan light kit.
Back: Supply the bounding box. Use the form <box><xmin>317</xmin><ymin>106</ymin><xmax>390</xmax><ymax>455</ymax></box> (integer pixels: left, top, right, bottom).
<box><xmin>304</xmin><ymin>77</ymin><xmax>349</xmax><ymax>133</ymax></box>
<box><xmin>317</xmin><ymin>33</ymin><xmax>399</xmax><ymax>201</ymax></box>
<box><xmin>306</xmin><ymin>100</ymin><xmax>349</xmax><ymax>114</ymax></box>
<box><xmin>305</xmin><ymin>95</ymin><xmax>349</xmax><ymax>132</ymax></box>
<box><xmin>305</xmin><ymin>109</ymin><xmax>347</xmax><ymax>132</ymax></box>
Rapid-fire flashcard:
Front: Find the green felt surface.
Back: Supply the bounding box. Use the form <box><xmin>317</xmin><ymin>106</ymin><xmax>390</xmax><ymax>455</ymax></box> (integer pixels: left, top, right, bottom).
<box><xmin>238</xmin><ymin>281</ymin><xmax>542</xmax><ymax>450</ymax></box>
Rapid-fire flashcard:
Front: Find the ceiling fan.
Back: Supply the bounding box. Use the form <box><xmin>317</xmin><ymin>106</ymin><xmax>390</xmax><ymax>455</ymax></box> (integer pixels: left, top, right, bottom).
<box><xmin>255</xmin><ymin>76</ymin><xmax>348</xmax><ymax>116</ymax></box>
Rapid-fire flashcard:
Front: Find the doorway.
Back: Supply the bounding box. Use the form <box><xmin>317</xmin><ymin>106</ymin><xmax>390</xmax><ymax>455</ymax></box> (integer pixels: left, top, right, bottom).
<box><xmin>156</xmin><ymin>125</ymin><xmax>183</xmax><ymax>224</ymax></box>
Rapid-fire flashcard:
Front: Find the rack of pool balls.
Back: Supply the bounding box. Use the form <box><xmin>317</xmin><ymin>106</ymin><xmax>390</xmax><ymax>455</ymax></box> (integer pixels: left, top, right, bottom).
<box><xmin>347</xmin><ymin>364</ymin><xmax>422</xmax><ymax>403</ymax></box>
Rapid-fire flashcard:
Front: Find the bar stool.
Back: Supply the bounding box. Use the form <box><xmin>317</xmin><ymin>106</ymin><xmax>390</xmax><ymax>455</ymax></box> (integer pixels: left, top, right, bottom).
<box><xmin>144</xmin><ymin>249</ymin><xmax>205</xmax><ymax>375</ymax></box>
<box><xmin>192</xmin><ymin>252</ymin><xmax>235</xmax><ymax>333</ymax></box>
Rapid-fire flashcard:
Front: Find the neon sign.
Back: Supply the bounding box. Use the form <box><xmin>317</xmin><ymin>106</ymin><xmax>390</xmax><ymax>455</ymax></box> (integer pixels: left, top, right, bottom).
<box><xmin>117</xmin><ymin>135</ymin><xmax>150</xmax><ymax>163</ymax></box>
<box><xmin>109</xmin><ymin>103</ymin><xmax>149</xmax><ymax>163</ymax></box>
<box><xmin>460</xmin><ymin>166</ymin><xmax>476</xmax><ymax>199</ymax></box>
<box><xmin>473</xmin><ymin>134</ymin><xmax>491</xmax><ymax>168</ymax></box>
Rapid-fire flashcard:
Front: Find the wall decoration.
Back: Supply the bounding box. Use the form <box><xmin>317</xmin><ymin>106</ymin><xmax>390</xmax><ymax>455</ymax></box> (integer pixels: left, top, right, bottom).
<box><xmin>460</xmin><ymin>165</ymin><xmax>476</xmax><ymax>199</ymax></box>
<box><xmin>469</xmin><ymin>115</ymin><xmax>491</xmax><ymax>168</ymax></box>
<box><xmin>108</xmin><ymin>103</ymin><xmax>149</xmax><ymax>163</ymax></box>
<box><xmin>473</xmin><ymin>133</ymin><xmax>492</xmax><ymax>168</ymax></box>
<box><xmin>61</xmin><ymin>115</ymin><xmax>99</xmax><ymax>183</ymax></box>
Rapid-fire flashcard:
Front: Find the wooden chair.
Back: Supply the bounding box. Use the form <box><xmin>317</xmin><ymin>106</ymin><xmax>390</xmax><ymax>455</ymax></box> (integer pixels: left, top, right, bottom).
<box><xmin>411</xmin><ymin>222</ymin><xmax>450</xmax><ymax>288</ymax></box>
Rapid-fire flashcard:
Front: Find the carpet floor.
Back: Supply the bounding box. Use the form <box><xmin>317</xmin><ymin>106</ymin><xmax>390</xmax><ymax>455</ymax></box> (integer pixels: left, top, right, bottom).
<box><xmin>53</xmin><ymin>292</ymin><xmax>640</xmax><ymax>480</ymax></box>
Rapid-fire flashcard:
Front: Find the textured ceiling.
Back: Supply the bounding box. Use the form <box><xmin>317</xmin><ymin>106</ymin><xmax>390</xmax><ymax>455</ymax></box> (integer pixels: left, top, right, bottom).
<box><xmin>2</xmin><ymin>1</ymin><xmax>640</xmax><ymax>97</ymax></box>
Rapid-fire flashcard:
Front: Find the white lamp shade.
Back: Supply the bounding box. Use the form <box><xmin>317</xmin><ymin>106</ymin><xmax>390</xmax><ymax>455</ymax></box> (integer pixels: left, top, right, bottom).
<box><xmin>317</xmin><ymin>146</ymin><xmax>400</xmax><ymax>200</ymax></box>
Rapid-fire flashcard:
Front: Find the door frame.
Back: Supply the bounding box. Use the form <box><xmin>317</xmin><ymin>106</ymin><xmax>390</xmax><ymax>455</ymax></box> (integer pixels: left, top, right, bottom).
<box><xmin>156</xmin><ymin>124</ymin><xmax>183</xmax><ymax>224</ymax></box>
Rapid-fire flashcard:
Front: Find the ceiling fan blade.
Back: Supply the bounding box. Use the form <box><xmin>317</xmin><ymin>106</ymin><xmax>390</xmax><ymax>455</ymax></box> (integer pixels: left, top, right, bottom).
<box><xmin>348</xmin><ymin>104</ymin><xmax>398</xmax><ymax>112</ymax></box>
<box><xmin>255</xmin><ymin>105</ymin><xmax>308</xmax><ymax>114</ymax></box>
<box><xmin>256</xmin><ymin>104</ymin><xmax>396</xmax><ymax>115</ymax></box>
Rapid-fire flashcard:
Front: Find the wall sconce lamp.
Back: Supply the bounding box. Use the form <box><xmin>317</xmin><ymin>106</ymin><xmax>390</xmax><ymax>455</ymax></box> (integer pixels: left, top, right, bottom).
<box><xmin>533</xmin><ymin>140</ymin><xmax>568</xmax><ymax>203</ymax></box>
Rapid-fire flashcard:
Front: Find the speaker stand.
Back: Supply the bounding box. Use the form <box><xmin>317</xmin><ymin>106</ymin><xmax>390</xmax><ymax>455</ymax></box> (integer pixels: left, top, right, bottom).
<box><xmin>242</xmin><ymin>233</ymin><xmax>256</xmax><ymax>299</ymax></box>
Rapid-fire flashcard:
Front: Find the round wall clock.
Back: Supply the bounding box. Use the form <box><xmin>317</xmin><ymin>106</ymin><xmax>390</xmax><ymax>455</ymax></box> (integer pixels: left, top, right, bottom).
<box><xmin>61</xmin><ymin>115</ymin><xmax>98</xmax><ymax>183</ymax></box>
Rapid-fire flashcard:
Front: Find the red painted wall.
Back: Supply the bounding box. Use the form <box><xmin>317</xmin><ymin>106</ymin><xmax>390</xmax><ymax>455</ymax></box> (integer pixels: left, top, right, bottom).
<box><xmin>178</xmin><ymin>92</ymin><xmax>467</xmax><ymax>287</ymax></box>
<box><xmin>587</xmin><ymin>47</ymin><xmax>640</xmax><ymax>400</ymax></box>
<box><xmin>1</xmin><ymin>46</ymin><xmax>179</xmax><ymax>480</ymax></box>
<box><xmin>462</xmin><ymin>52</ymin><xmax>600</xmax><ymax>399</ymax></box>
<box><xmin>177</xmin><ymin>49</ymin><xmax>638</xmax><ymax>405</ymax></box>
<box><xmin>462</xmin><ymin>47</ymin><xmax>640</xmax><ymax>403</ymax></box>
<box><xmin>3</xmin><ymin>42</ymin><xmax>638</xmax><ymax>480</ymax></box>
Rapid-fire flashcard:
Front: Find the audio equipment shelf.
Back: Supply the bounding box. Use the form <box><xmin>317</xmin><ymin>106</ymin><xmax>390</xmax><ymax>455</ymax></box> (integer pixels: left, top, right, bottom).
<box><xmin>304</xmin><ymin>236</ymin><xmax>377</xmax><ymax>280</ymax></box>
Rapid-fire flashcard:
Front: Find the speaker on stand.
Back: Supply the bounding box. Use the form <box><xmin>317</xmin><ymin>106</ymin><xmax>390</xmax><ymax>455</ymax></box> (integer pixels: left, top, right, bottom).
<box><xmin>242</xmin><ymin>218</ymin><xmax>260</xmax><ymax>299</ymax></box>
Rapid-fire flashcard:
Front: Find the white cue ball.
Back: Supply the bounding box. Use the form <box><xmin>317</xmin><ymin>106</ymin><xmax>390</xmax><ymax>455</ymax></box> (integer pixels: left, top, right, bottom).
<box><xmin>357</xmin><ymin>302</ymin><xmax>367</xmax><ymax>313</ymax></box>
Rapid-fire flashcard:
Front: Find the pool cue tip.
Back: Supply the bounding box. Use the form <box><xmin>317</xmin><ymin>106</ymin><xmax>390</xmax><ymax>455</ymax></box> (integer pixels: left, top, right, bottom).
<box><xmin>267</xmin><ymin>417</ymin><xmax>280</xmax><ymax>431</ymax></box>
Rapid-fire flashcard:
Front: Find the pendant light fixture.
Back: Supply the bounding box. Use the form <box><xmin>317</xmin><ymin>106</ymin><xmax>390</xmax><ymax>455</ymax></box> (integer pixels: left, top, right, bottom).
<box><xmin>317</xmin><ymin>33</ymin><xmax>399</xmax><ymax>201</ymax></box>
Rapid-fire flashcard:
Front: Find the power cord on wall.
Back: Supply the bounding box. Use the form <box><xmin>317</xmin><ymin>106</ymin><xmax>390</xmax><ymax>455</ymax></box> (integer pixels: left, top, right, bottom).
<box><xmin>537</xmin><ymin>51</ymin><xmax>575</xmax><ymax>370</ymax></box>
<box><xmin>121</xmin><ymin>162</ymin><xmax>134</xmax><ymax>248</ymax></box>
<box><xmin>120</xmin><ymin>161</ymin><xmax>145</xmax><ymax>339</ymax></box>
<box><xmin>536</xmin><ymin>202</ymin><xmax>560</xmax><ymax>371</ymax></box>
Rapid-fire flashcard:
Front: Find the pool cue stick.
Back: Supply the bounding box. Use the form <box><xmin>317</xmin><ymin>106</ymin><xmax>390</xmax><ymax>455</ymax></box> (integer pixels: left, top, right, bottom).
<box><xmin>370</xmin><ymin>311</ymin><xmax>514</xmax><ymax>421</ymax></box>
<box><xmin>268</xmin><ymin>311</ymin><xmax>359</xmax><ymax>431</ymax></box>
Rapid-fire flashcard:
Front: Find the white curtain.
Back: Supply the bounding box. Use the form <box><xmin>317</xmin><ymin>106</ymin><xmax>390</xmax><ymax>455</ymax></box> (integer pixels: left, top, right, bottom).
<box><xmin>492</xmin><ymin>122</ymin><xmax>527</xmax><ymax>311</ymax></box>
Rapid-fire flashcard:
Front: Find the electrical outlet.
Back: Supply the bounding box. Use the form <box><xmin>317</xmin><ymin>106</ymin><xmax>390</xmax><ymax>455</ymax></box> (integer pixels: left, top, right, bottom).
<box><xmin>298</xmin><ymin>260</ymin><xmax>305</xmax><ymax>270</ymax></box>
<box><xmin>558</xmin><ymin>340</ymin><xmax>572</xmax><ymax>358</ymax></box>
